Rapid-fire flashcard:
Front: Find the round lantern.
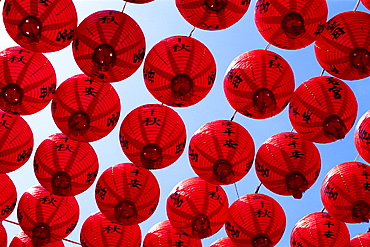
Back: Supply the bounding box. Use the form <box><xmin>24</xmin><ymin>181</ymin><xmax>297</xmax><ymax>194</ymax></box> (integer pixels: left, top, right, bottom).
<box><xmin>321</xmin><ymin>162</ymin><xmax>370</xmax><ymax>223</ymax></box>
<box><xmin>166</xmin><ymin>177</ymin><xmax>229</xmax><ymax>239</ymax></box>
<box><xmin>0</xmin><ymin>46</ymin><xmax>56</xmax><ymax>115</ymax></box>
<box><xmin>34</xmin><ymin>133</ymin><xmax>99</xmax><ymax>196</ymax></box>
<box><xmin>0</xmin><ymin>223</ymin><xmax>6</xmax><ymax>247</ymax></box>
<box><xmin>224</xmin><ymin>49</ymin><xmax>294</xmax><ymax>119</ymax></box>
<box><xmin>354</xmin><ymin>110</ymin><xmax>370</xmax><ymax>164</ymax></box>
<box><xmin>95</xmin><ymin>163</ymin><xmax>160</xmax><ymax>225</ymax></box>
<box><xmin>289</xmin><ymin>76</ymin><xmax>357</xmax><ymax>143</ymax></box>
<box><xmin>119</xmin><ymin>104</ymin><xmax>186</xmax><ymax>169</ymax></box>
<box><xmin>255</xmin><ymin>0</ymin><xmax>328</xmax><ymax>50</ymax></box>
<box><xmin>314</xmin><ymin>11</ymin><xmax>370</xmax><ymax>81</ymax></box>
<box><xmin>290</xmin><ymin>212</ymin><xmax>350</xmax><ymax>246</ymax></box>
<box><xmin>2</xmin><ymin>0</ymin><xmax>77</xmax><ymax>53</ymax></box>
<box><xmin>255</xmin><ymin>132</ymin><xmax>321</xmax><ymax>199</ymax></box>
<box><xmin>9</xmin><ymin>232</ymin><xmax>64</xmax><ymax>247</ymax></box>
<box><xmin>143</xmin><ymin>220</ymin><xmax>202</xmax><ymax>247</ymax></box>
<box><xmin>143</xmin><ymin>36</ymin><xmax>216</xmax><ymax>107</ymax></box>
<box><xmin>73</xmin><ymin>10</ymin><xmax>145</xmax><ymax>83</ymax></box>
<box><xmin>17</xmin><ymin>185</ymin><xmax>79</xmax><ymax>246</ymax></box>
<box><xmin>189</xmin><ymin>120</ymin><xmax>255</xmax><ymax>185</ymax></box>
<box><xmin>0</xmin><ymin>110</ymin><xmax>33</xmax><ymax>173</ymax></box>
<box><xmin>0</xmin><ymin>173</ymin><xmax>17</xmax><ymax>221</ymax></box>
<box><xmin>362</xmin><ymin>0</ymin><xmax>370</xmax><ymax>10</ymax></box>
<box><xmin>210</xmin><ymin>237</ymin><xmax>238</xmax><ymax>247</ymax></box>
<box><xmin>80</xmin><ymin>211</ymin><xmax>141</xmax><ymax>247</ymax></box>
<box><xmin>226</xmin><ymin>193</ymin><xmax>286</xmax><ymax>246</ymax></box>
<box><xmin>350</xmin><ymin>232</ymin><xmax>370</xmax><ymax>246</ymax></box>
<box><xmin>51</xmin><ymin>74</ymin><xmax>121</xmax><ymax>142</ymax></box>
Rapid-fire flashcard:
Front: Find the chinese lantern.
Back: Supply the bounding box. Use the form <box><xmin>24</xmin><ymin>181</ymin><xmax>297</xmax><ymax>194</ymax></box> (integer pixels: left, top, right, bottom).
<box><xmin>143</xmin><ymin>220</ymin><xmax>202</xmax><ymax>247</ymax></box>
<box><xmin>9</xmin><ymin>231</ymin><xmax>64</xmax><ymax>247</ymax></box>
<box><xmin>210</xmin><ymin>237</ymin><xmax>238</xmax><ymax>247</ymax></box>
<box><xmin>0</xmin><ymin>110</ymin><xmax>33</xmax><ymax>173</ymax></box>
<box><xmin>354</xmin><ymin>110</ymin><xmax>370</xmax><ymax>164</ymax></box>
<box><xmin>0</xmin><ymin>223</ymin><xmax>6</xmax><ymax>247</ymax></box>
<box><xmin>289</xmin><ymin>76</ymin><xmax>357</xmax><ymax>143</ymax></box>
<box><xmin>224</xmin><ymin>49</ymin><xmax>294</xmax><ymax>119</ymax></box>
<box><xmin>166</xmin><ymin>177</ymin><xmax>228</xmax><ymax>239</ymax></box>
<box><xmin>143</xmin><ymin>36</ymin><xmax>216</xmax><ymax>107</ymax></box>
<box><xmin>226</xmin><ymin>193</ymin><xmax>286</xmax><ymax>246</ymax></box>
<box><xmin>362</xmin><ymin>0</ymin><xmax>370</xmax><ymax>10</ymax></box>
<box><xmin>119</xmin><ymin>104</ymin><xmax>186</xmax><ymax>169</ymax></box>
<box><xmin>80</xmin><ymin>211</ymin><xmax>141</xmax><ymax>247</ymax></box>
<box><xmin>255</xmin><ymin>132</ymin><xmax>321</xmax><ymax>199</ymax></box>
<box><xmin>73</xmin><ymin>10</ymin><xmax>145</xmax><ymax>83</ymax></box>
<box><xmin>290</xmin><ymin>212</ymin><xmax>350</xmax><ymax>246</ymax></box>
<box><xmin>315</xmin><ymin>11</ymin><xmax>370</xmax><ymax>81</ymax></box>
<box><xmin>2</xmin><ymin>0</ymin><xmax>77</xmax><ymax>53</ymax></box>
<box><xmin>34</xmin><ymin>133</ymin><xmax>99</xmax><ymax>196</ymax></box>
<box><xmin>255</xmin><ymin>0</ymin><xmax>328</xmax><ymax>50</ymax></box>
<box><xmin>0</xmin><ymin>173</ymin><xmax>17</xmax><ymax>221</ymax></box>
<box><xmin>51</xmin><ymin>74</ymin><xmax>121</xmax><ymax>142</ymax></box>
<box><xmin>95</xmin><ymin>163</ymin><xmax>160</xmax><ymax>225</ymax></box>
<box><xmin>321</xmin><ymin>162</ymin><xmax>370</xmax><ymax>223</ymax></box>
<box><xmin>350</xmin><ymin>232</ymin><xmax>370</xmax><ymax>246</ymax></box>
<box><xmin>189</xmin><ymin>120</ymin><xmax>255</xmax><ymax>185</ymax></box>
<box><xmin>0</xmin><ymin>46</ymin><xmax>56</xmax><ymax>115</ymax></box>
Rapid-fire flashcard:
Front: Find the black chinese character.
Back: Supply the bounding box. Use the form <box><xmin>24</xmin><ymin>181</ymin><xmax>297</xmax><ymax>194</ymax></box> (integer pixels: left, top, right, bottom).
<box><xmin>103</xmin><ymin>225</ymin><xmax>121</xmax><ymax>233</ymax></box>
<box><xmin>128</xmin><ymin>179</ymin><xmax>142</xmax><ymax>189</ymax></box>
<box><xmin>224</xmin><ymin>139</ymin><xmax>238</xmax><ymax>149</ymax></box>
<box><xmin>56</xmin><ymin>29</ymin><xmax>74</xmax><ymax>42</ymax></box>
<box><xmin>82</xmin><ymin>87</ymin><xmax>98</xmax><ymax>97</ymax></box>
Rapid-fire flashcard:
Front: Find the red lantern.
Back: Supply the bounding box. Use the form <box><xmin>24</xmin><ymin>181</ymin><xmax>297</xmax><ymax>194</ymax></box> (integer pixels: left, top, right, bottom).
<box><xmin>0</xmin><ymin>223</ymin><xmax>6</xmax><ymax>247</ymax></box>
<box><xmin>80</xmin><ymin>211</ymin><xmax>141</xmax><ymax>246</ymax></box>
<box><xmin>73</xmin><ymin>10</ymin><xmax>145</xmax><ymax>83</ymax></box>
<box><xmin>0</xmin><ymin>110</ymin><xmax>33</xmax><ymax>173</ymax></box>
<box><xmin>119</xmin><ymin>104</ymin><xmax>186</xmax><ymax>169</ymax></box>
<box><xmin>210</xmin><ymin>237</ymin><xmax>238</xmax><ymax>247</ymax></box>
<box><xmin>0</xmin><ymin>173</ymin><xmax>17</xmax><ymax>221</ymax></box>
<box><xmin>321</xmin><ymin>162</ymin><xmax>370</xmax><ymax>223</ymax></box>
<box><xmin>9</xmin><ymin>232</ymin><xmax>64</xmax><ymax>247</ymax></box>
<box><xmin>361</xmin><ymin>0</ymin><xmax>370</xmax><ymax>10</ymax></box>
<box><xmin>350</xmin><ymin>232</ymin><xmax>370</xmax><ymax>246</ymax></box>
<box><xmin>354</xmin><ymin>110</ymin><xmax>370</xmax><ymax>164</ymax></box>
<box><xmin>224</xmin><ymin>49</ymin><xmax>294</xmax><ymax>119</ymax></box>
<box><xmin>255</xmin><ymin>132</ymin><xmax>321</xmax><ymax>199</ymax></box>
<box><xmin>189</xmin><ymin>120</ymin><xmax>255</xmax><ymax>185</ymax></box>
<box><xmin>143</xmin><ymin>220</ymin><xmax>202</xmax><ymax>247</ymax></box>
<box><xmin>226</xmin><ymin>193</ymin><xmax>286</xmax><ymax>246</ymax></box>
<box><xmin>2</xmin><ymin>0</ymin><xmax>77</xmax><ymax>53</ymax></box>
<box><xmin>166</xmin><ymin>177</ymin><xmax>228</xmax><ymax>239</ymax></box>
<box><xmin>289</xmin><ymin>76</ymin><xmax>357</xmax><ymax>143</ymax></box>
<box><xmin>0</xmin><ymin>46</ymin><xmax>56</xmax><ymax>115</ymax></box>
<box><xmin>95</xmin><ymin>163</ymin><xmax>160</xmax><ymax>225</ymax></box>
<box><xmin>255</xmin><ymin>0</ymin><xmax>328</xmax><ymax>50</ymax></box>
<box><xmin>143</xmin><ymin>36</ymin><xmax>216</xmax><ymax>107</ymax></box>
<box><xmin>51</xmin><ymin>74</ymin><xmax>120</xmax><ymax>142</ymax></box>
<box><xmin>315</xmin><ymin>11</ymin><xmax>370</xmax><ymax>81</ymax></box>
<box><xmin>290</xmin><ymin>212</ymin><xmax>350</xmax><ymax>246</ymax></box>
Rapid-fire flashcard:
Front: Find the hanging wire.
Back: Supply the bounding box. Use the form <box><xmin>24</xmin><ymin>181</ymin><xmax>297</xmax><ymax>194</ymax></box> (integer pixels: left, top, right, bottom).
<box><xmin>234</xmin><ymin>182</ymin><xmax>240</xmax><ymax>198</ymax></box>
<box><xmin>353</xmin><ymin>0</ymin><xmax>361</xmax><ymax>11</ymax></box>
<box><xmin>255</xmin><ymin>182</ymin><xmax>262</xmax><ymax>193</ymax></box>
<box><xmin>265</xmin><ymin>43</ymin><xmax>271</xmax><ymax>50</ymax></box>
<box><xmin>122</xmin><ymin>1</ymin><xmax>128</xmax><ymax>12</ymax></box>
<box><xmin>320</xmin><ymin>68</ymin><xmax>325</xmax><ymax>76</ymax></box>
<box><xmin>63</xmin><ymin>239</ymin><xmax>82</xmax><ymax>245</ymax></box>
<box><xmin>321</xmin><ymin>207</ymin><xmax>326</xmax><ymax>213</ymax></box>
<box><xmin>354</xmin><ymin>153</ymin><xmax>360</xmax><ymax>162</ymax></box>
<box><xmin>188</xmin><ymin>26</ymin><xmax>196</xmax><ymax>37</ymax></box>
<box><xmin>230</xmin><ymin>110</ymin><xmax>237</xmax><ymax>121</ymax></box>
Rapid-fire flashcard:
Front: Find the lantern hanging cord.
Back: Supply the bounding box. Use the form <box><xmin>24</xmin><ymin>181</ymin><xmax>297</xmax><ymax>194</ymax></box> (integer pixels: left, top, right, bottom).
<box><xmin>320</xmin><ymin>68</ymin><xmax>325</xmax><ymax>76</ymax></box>
<box><xmin>234</xmin><ymin>182</ymin><xmax>240</xmax><ymax>198</ymax></box>
<box><xmin>255</xmin><ymin>182</ymin><xmax>262</xmax><ymax>193</ymax></box>
<box><xmin>353</xmin><ymin>0</ymin><xmax>361</xmax><ymax>11</ymax></box>
<box><xmin>122</xmin><ymin>1</ymin><xmax>128</xmax><ymax>12</ymax></box>
<box><xmin>354</xmin><ymin>153</ymin><xmax>360</xmax><ymax>162</ymax></box>
<box><xmin>230</xmin><ymin>110</ymin><xmax>237</xmax><ymax>121</ymax></box>
<box><xmin>188</xmin><ymin>26</ymin><xmax>196</xmax><ymax>37</ymax></box>
<box><xmin>265</xmin><ymin>43</ymin><xmax>271</xmax><ymax>50</ymax></box>
<box><xmin>321</xmin><ymin>207</ymin><xmax>326</xmax><ymax>213</ymax></box>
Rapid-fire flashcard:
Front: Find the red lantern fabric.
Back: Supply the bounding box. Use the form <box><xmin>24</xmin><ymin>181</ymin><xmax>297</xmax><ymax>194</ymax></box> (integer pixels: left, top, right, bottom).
<box><xmin>9</xmin><ymin>231</ymin><xmax>64</xmax><ymax>247</ymax></box>
<box><xmin>34</xmin><ymin>133</ymin><xmax>99</xmax><ymax>196</ymax></box>
<box><xmin>0</xmin><ymin>173</ymin><xmax>17</xmax><ymax>221</ymax></box>
<box><xmin>314</xmin><ymin>11</ymin><xmax>370</xmax><ymax>81</ymax></box>
<box><xmin>189</xmin><ymin>120</ymin><xmax>255</xmax><ymax>185</ymax></box>
<box><xmin>0</xmin><ymin>110</ymin><xmax>33</xmax><ymax>173</ymax></box>
<box><xmin>210</xmin><ymin>237</ymin><xmax>238</xmax><ymax>247</ymax></box>
<box><xmin>2</xmin><ymin>0</ymin><xmax>77</xmax><ymax>53</ymax></box>
<box><xmin>255</xmin><ymin>132</ymin><xmax>321</xmax><ymax>199</ymax></box>
<box><xmin>143</xmin><ymin>36</ymin><xmax>216</xmax><ymax>107</ymax></box>
<box><xmin>362</xmin><ymin>0</ymin><xmax>370</xmax><ymax>10</ymax></box>
<box><xmin>80</xmin><ymin>211</ymin><xmax>141</xmax><ymax>247</ymax></box>
<box><xmin>255</xmin><ymin>0</ymin><xmax>328</xmax><ymax>50</ymax></box>
<box><xmin>289</xmin><ymin>76</ymin><xmax>358</xmax><ymax>143</ymax></box>
<box><xmin>95</xmin><ymin>163</ymin><xmax>160</xmax><ymax>225</ymax></box>
<box><xmin>224</xmin><ymin>49</ymin><xmax>294</xmax><ymax>119</ymax></box>
<box><xmin>73</xmin><ymin>10</ymin><xmax>145</xmax><ymax>83</ymax></box>
<box><xmin>51</xmin><ymin>74</ymin><xmax>120</xmax><ymax>142</ymax></box>
<box><xmin>166</xmin><ymin>177</ymin><xmax>228</xmax><ymax>239</ymax></box>
<box><xmin>354</xmin><ymin>110</ymin><xmax>370</xmax><ymax>164</ymax></box>
<box><xmin>0</xmin><ymin>223</ymin><xmax>6</xmax><ymax>247</ymax></box>
<box><xmin>350</xmin><ymin>232</ymin><xmax>370</xmax><ymax>246</ymax></box>
<box><xmin>119</xmin><ymin>104</ymin><xmax>186</xmax><ymax>169</ymax></box>
<box><xmin>226</xmin><ymin>193</ymin><xmax>286</xmax><ymax>247</ymax></box>
<box><xmin>0</xmin><ymin>46</ymin><xmax>56</xmax><ymax>115</ymax></box>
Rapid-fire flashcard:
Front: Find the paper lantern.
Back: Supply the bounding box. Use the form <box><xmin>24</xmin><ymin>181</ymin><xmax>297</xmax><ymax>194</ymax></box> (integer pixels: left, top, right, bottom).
<box><xmin>354</xmin><ymin>110</ymin><xmax>370</xmax><ymax>164</ymax></box>
<box><xmin>289</xmin><ymin>76</ymin><xmax>357</xmax><ymax>143</ymax></box>
<box><xmin>0</xmin><ymin>223</ymin><xmax>6</xmax><ymax>247</ymax></box>
<box><xmin>143</xmin><ymin>36</ymin><xmax>216</xmax><ymax>107</ymax></box>
<box><xmin>315</xmin><ymin>11</ymin><xmax>370</xmax><ymax>81</ymax></box>
<box><xmin>0</xmin><ymin>110</ymin><xmax>33</xmax><ymax>173</ymax></box>
<box><xmin>0</xmin><ymin>46</ymin><xmax>56</xmax><ymax>115</ymax></box>
<box><xmin>210</xmin><ymin>237</ymin><xmax>238</xmax><ymax>247</ymax></box>
<box><xmin>95</xmin><ymin>163</ymin><xmax>160</xmax><ymax>225</ymax></box>
<box><xmin>255</xmin><ymin>132</ymin><xmax>321</xmax><ymax>199</ymax></box>
<box><xmin>2</xmin><ymin>0</ymin><xmax>77</xmax><ymax>53</ymax></box>
<box><xmin>255</xmin><ymin>0</ymin><xmax>328</xmax><ymax>50</ymax></box>
<box><xmin>119</xmin><ymin>104</ymin><xmax>186</xmax><ymax>169</ymax></box>
<box><xmin>166</xmin><ymin>177</ymin><xmax>228</xmax><ymax>239</ymax></box>
<box><xmin>362</xmin><ymin>0</ymin><xmax>370</xmax><ymax>10</ymax></box>
<box><xmin>189</xmin><ymin>120</ymin><xmax>255</xmax><ymax>185</ymax></box>
<box><xmin>290</xmin><ymin>212</ymin><xmax>350</xmax><ymax>247</ymax></box>
<box><xmin>0</xmin><ymin>173</ymin><xmax>17</xmax><ymax>221</ymax></box>
<box><xmin>51</xmin><ymin>74</ymin><xmax>121</xmax><ymax>142</ymax></box>
<box><xmin>226</xmin><ymin>193</ymin><xmax>286</xmax><ymax>247</ymax></box>
<box><xmin>350</xmin><ymin>232</ymin><xmax>370</xmax><ymax>246</ymax></box>
<box><xmin>9</xmin><ymin>231</ymin><xmax>64</xmax><ymax>247</ymax></box>
<box><xmin>80</xmin><ymin>211</ymin><xmax>141</xmax><ymax>247</ymax></box>
<box><xmin>73</xmin><ymin>10</ymin><xmax>145</xmax><ymax>83</ymax></box>
<box><xmin>224</xmin><ymin>49</ymin><xmax>294</xmax><ymax>119</ymax></box>
<box><xmin>34</xmin><ymin>133</ymin><xmax>99</xmax><ymax>196</ymax></box>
